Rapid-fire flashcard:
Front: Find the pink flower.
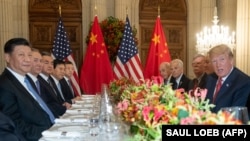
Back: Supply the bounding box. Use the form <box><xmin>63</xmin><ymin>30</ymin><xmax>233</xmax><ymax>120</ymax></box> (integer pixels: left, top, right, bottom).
<box><xmin>151</xmin><ymin>76</ymin><xmax>163</xmax><ymax>85</ymax></box>
<box><xmin>189</xmin><ymin>88</ymin><xmax>208</xmax><ymax>100</ymax></box>
<box><xmin>117</xmin><ymin>100</ymin><xmax>129</xmax><ymax>112</ymax></box>
<box><xmin>142</xmin><ymin>106</ymin><xmax>152</xmax><ymax>121</ymax></box>
<box><xmin>197</xmin><ymin>88</ymin><xmax>207</xmax><ymax>100</ymax></box>
<box><xmin>180</xmin><ymin>117</ymin><xmax>196</xmax><ymax>125</ymax></box>
<box><xmin>153</xmin><ymin>106</ymin><xmax>165</xmax><ymax>122</ymax></box>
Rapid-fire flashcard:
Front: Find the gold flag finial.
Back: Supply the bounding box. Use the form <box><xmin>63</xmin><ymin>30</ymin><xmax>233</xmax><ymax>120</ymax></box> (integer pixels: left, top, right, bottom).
<box><xmin>59</xmin><ymin>5</ymin><xmax>61</xmax><ymax>17</ymax></box>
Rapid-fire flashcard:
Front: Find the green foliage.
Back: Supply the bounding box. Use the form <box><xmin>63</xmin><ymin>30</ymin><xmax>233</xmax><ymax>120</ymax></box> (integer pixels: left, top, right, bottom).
<box><xmin>86</xmin><ymin>16</ymin><xmax>138</xmax><ymax>62</ymax></box>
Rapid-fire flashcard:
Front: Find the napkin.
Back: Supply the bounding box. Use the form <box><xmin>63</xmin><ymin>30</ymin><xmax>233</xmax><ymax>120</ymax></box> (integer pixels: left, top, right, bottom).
<box><xmin>71</xmin><ymin>104</ymin><xmax>83</xmax><ymax>108</ymax></box>
<box><xmin>42</xmin><ymin>131</ymin><xmax>85</xmax><ymax>137</ymax></box>
<box><xmin>75</xmin><ymin>100</ymin><xmax>94</xmax><ymax>104</ymax></box>
<box><xmin>55</xmin><ymin>118</ymin><xmax>88</xmax><ymax>123</ymax></box>
<box><xmin>66</xmin><ymin>109</ymin><xmax>91</xmax><ymax>114</ymax></box>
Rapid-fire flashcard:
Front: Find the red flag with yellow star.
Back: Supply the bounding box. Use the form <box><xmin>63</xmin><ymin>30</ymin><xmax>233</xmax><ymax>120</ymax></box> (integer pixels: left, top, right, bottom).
<box><xmin>79</xmin><ymin>16</ymin><xmax>114</xmax><ymax>94</ymax></box>
<box><xmin>143</xmin><ymin>16</ymin><xmax>171</xmax><ymax>79</ymax></box>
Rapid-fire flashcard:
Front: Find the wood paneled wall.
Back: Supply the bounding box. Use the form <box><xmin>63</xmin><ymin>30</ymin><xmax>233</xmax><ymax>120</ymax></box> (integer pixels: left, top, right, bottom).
<box><xmin>29</xmin><ymin>0</ymin><xmax>82</xmax><ymax>69</ymax></box>
<box><xmin>139</xmin><ymin>0</ymin><xmax>187</xmax><ymax>70</ymax></box>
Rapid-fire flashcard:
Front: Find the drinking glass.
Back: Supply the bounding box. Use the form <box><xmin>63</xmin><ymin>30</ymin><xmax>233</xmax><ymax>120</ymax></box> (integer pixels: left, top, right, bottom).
<box><xmin>221</xmin><ymin>106</ymin><xmax>249</xmax><ymax>124</ymax></box>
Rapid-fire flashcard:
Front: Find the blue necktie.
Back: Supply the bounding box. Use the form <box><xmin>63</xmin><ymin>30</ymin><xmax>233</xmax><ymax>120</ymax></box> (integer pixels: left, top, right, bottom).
<box><xmin>24</xmin><ymin>77</ymin><xmax>55</xmax><ymax>123</ymax></box>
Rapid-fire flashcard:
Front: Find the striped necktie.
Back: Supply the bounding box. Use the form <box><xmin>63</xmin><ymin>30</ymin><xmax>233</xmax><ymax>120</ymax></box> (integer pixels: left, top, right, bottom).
<box><xmin>35</xmin><ymin>80</ymin><xmax>41</xmax><ymax>95</ymax></box>
<box><xmin>68</xmin><ymin>80</ymin><xmax>75</xmax><ymax>97</ymax></box>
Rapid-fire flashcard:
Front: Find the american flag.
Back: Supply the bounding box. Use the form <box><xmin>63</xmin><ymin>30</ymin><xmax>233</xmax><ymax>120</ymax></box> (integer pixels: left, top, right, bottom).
<box><xmin>113</xmin><ymin>16</ymin><xmax>144</xmax><ymax>82</ymax></box>
<box><xmin>52</xmin><ymin>17</ymin><xmax>81</xmax><ymax>96</ymax></box>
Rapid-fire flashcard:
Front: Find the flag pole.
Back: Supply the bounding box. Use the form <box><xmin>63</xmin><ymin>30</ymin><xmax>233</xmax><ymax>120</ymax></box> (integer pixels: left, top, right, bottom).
<box><xmin>59</xmin><ymin>5</ymin><xmax>61</xmax><ymax>17</ymax></box>
<box><xmin>126</xmin><ymin>6</ymin><xmax>128</xmax><ymax>16</ymax></box>
<box><xmin>158</xmin><ymin>5</ymin><xmax>160</xmax><ymax>17</ymax></box>
<box><xmin>94</xmin><ymin>0</ymin><xmax>97</xmax><ymax>16</ymax></box>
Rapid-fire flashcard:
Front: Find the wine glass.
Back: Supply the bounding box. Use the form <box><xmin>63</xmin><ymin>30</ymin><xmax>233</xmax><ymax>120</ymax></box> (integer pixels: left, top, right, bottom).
<box><xmin>221</xmin><ymin>106</ymin><xmax>249</xmax><ymax>124</ymax></box>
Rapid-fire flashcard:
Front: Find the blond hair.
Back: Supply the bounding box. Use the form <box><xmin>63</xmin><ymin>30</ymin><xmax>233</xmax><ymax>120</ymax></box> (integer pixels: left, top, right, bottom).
<box><xmin>208</xmin><ymin>44</ymin><xmax>234</xmax><ymax>58</ymax></box>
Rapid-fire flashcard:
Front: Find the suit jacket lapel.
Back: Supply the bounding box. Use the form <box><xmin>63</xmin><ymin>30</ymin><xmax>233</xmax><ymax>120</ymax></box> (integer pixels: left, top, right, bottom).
<box><xmin>215</xmin><ymin>68</ymin><xmax>236</xmax><ymax>101</ymax></box>
<box><xmin>60</xmin><ymin>78</ymin><xmax>74</xmax><ymax>99</ymax></box>
<box><xmin>206</xmin><ymin>73</ymin><xmax>217</xmax><ymax>103</ymax></box>
<box><xmin>2</xmin><ymin>69</ymin><xmax>44</xmax><ymax>109</ymax></box>
<box><xmin>48</xmin><ymin>76</ymin><xmax>64</xmax><ymax>102</ymax></box>
<box><xmin>37</xmin><ymin>75</ymin><xmax>59</xmax><ymax>100</ymax></box>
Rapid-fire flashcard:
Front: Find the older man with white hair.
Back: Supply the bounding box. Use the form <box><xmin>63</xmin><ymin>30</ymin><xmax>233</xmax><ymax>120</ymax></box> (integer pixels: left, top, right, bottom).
<box><xmin>169</xmin><ymin>59</ymin><xmax>191</xmax><ymax>92</ymax></box>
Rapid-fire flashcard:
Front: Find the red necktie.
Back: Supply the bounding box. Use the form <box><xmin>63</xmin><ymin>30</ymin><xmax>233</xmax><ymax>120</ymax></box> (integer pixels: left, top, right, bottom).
<box><xmin>193</xmin><ymin>78</ymin><xmax>198</xmax><ymax>90</ymax></box>
<box><xmin>213</xmin><ymin>77</ymin><xmax>222</xmax><ymax>103</ymax></box>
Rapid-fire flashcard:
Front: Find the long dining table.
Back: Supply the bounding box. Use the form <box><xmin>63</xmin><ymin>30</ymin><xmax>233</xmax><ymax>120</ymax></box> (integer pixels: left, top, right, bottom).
<box><xmin>39</xmin><ymin>94</ymin><xmax>130</xmax><ymax>141</ymax></box>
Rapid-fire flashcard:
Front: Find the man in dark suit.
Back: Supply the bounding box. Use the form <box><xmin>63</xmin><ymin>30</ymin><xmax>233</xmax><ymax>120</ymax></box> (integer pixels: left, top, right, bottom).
<box><xmin>205</xmin><ymin>44</ymin><xmax>250</xmax><ymax>113</ymax></box>
<box><xmin>169</xmin><ymin>59</ymin><xmax>191</xmax><ymax>92</ymax></box>
<box><xmin>188</xmin><ymin>54</ymin><xmax>207</xmax><ymax>93</ymax></box>
<box><xmin>59</xmin><ymin>61</ymin><xmax>81</xmax><ymax>103</ymax></box>
<box><xmin>0</xmin><ymin>112</ymin><xmax>26</xmax><ymax>141</ymax></box>
<box><xmin>39</xmin><ymin>52</ymin><xmax>71</xmax><ymax>109</ymax></box>
<box><xmin>159</xmin><ymin>62</ymin><xmax>172</xmax><ymax>85</ymax></box>
<box><xmin>0</xmin><ymin>38</ymin><xmax>53</xmax><ymax>141</ymax></box>
<box><xmin>50</xmin><ymin>59</ymin><xmax>73</xmax><ymax>105</ymax></box>
<box><xmin>27</xmin><ymin>48</ymin><xmax>66</xmax><ymax>118</ymax></box>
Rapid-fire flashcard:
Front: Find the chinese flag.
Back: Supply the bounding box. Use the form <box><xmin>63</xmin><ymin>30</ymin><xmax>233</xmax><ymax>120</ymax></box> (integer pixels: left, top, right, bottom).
<box><xmin>79</xmin><ymin>16</ymin><xmax>114</xmax><ymax>94</ymax></box>
<box><xmin>143</xmin><ymin>16</ymin><xmax>171</xmax><ymax>79</ymax></box>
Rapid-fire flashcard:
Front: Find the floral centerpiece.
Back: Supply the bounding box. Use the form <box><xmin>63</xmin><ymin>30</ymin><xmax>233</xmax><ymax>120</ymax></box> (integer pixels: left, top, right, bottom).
<box><xmin>109</xmin><ymin>77</ymin><xmax>244</xmax><ymax>141</ymax></box>
<box><xmin>86</xmin><ymin>16</ymin><xmax>138</xmax><ymax>62</ymax></box>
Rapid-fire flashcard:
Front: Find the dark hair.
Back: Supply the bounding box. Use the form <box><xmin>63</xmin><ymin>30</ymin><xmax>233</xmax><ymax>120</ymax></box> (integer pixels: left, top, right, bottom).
<box><xmin>64</xmin><ymin>60</ymin><xmax>73</xmax><ymax>65</ymax></box>
<box><xmin>4</xmin><ymin>38</ymin><xmax>30</xmax><ymax>54</ymax></box>
<box><xmin>41</xmin><ymin>51</ymin><xmax>51</xmax><ymax>57</ymax></box>
<box><xmin>31</xmin><ymin>48</ymin><xmax>42</xmax><ymax>55</ymax></box>
<box><xmin>53</xmin><ymin>59</ymin><xmax>65</xmax><ymax>69</ymax></box>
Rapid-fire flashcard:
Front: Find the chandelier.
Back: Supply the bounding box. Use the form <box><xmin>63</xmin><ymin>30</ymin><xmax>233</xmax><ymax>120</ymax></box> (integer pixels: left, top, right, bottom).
<box><xmin>196</xmin><ymin>7</ymin><xmax>236</xmax><ymax>55</ymax></box>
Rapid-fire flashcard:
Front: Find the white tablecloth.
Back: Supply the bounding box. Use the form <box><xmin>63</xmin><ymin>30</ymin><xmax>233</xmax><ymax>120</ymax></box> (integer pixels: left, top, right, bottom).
<box><xmin>39</xmin><ymin>95</ymin><xmax>130</xmax><ymax>141</ymax></box>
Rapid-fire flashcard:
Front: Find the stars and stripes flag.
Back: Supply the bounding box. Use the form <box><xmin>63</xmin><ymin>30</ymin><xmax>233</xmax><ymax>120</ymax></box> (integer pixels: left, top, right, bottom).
<box><xmin>52</xmin><ymin>16</ymin><xmax>81</xmax><ymax>96</ymax></box>
<box><xmin>113</xmin><ymin>16</ymin><xmax>144</xmax><ymax>82</ymax></box>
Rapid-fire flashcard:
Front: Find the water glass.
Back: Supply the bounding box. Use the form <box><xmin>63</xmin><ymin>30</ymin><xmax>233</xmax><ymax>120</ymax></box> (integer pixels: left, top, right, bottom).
<box><xmin>89</xmin><ymin>116</ymin><xmax>99</xmax><ymax>128</ymax></box>
<box><xmin>221</xmin><ymin>106</ymin><xmax>249</xmax><ymax>124</ymax></box>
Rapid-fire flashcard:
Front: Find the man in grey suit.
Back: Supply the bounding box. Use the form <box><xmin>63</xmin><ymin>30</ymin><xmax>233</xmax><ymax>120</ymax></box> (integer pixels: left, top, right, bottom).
<box><xmin>0</xmin><ymin>38</ymin><xmax>53</xmax><ymax>141</ymax></box>
<box><xmin>205</xmin><ymin>44</ymin><xmax>250</xmax><ymax>114</ymax></box>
